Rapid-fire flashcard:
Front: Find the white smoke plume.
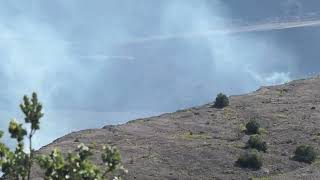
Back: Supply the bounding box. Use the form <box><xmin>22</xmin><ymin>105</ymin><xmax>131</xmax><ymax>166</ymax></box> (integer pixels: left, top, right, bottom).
<box><xmin>0</xmin><ymin>0</ymin><xmax>301</xmax><ymax>149</ymax></box>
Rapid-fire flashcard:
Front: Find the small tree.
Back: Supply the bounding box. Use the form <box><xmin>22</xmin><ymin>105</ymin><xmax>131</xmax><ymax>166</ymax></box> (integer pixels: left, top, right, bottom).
<box><xmin>246</xmin><ymin>135</ymin><xmax>267</xmax><ymax>152</ymax></box>
<box><xmin>0</xmin><ymin>92</ymin><xmax>42</xmax><ymax>179</ymax></box>
<box><xmin>0</xmin><ymin>92</ymin><xmax>126</xmax><ymax>180</ymax></box>
<box><xmin>213</xmin><ymin>93</ymin><xmax>229</xmax><ymax>108</ymax></box>
<box><xmin>293</xmin><ymin>145</ymin><xmax>317</xmax><ymax>163</ymax></box>
<box><xmin>246</xmin><ymin>119</ymin><xmax>260</xmax><ymax>135</ymax></box>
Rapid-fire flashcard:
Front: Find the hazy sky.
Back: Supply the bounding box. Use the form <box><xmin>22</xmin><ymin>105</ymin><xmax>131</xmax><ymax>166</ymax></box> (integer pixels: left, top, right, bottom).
<box><xmin>0</xmin><ymin>0</ymin><xmax>320</xmax><ymax>148</ymax></box>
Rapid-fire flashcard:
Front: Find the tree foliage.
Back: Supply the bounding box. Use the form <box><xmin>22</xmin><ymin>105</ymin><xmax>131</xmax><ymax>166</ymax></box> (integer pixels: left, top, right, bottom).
<box><xmin>0</xmin><ymin>92</ymin><xmax>126</xmax><ymax>180</ymax></box>
<box><xmin>213</xmin><ymin>93</ymin><xmax>229</xmax><ymax>108</ymax></box>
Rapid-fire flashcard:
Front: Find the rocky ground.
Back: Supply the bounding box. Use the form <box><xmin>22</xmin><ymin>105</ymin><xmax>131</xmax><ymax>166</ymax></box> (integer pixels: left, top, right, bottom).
<box><xmin>32</xmin><ymin>76</ymin><xmax>320</xmax><ymax>180</ymax></box>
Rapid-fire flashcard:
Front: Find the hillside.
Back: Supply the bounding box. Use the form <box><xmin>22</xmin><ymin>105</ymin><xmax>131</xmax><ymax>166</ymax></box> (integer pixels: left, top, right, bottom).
<box><xmin>32</xmin><ymin>76</ymin><xmax>320</xmax><ymax>180</ymax></box>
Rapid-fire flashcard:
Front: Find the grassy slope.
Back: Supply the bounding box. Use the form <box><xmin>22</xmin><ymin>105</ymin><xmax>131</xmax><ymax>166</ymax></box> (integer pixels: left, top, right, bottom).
<box><xmin>33</xmin><ymin>76</ymin><xmax>320</xmax><ymax>180</ymax></box>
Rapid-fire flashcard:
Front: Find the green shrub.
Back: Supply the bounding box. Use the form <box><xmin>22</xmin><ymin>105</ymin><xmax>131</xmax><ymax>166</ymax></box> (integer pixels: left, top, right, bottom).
<box><xmin>246</xmin><ymin>135</ymin><xmax>267</xmax><ymax>152</ymax></box>
<box><xmin>293</xmin><ymin>145</ymin><xmax>317</xmax><ymax>163</ymax></box>
<box><xmin>0</xmin><ymin>92</ymin><xmax>127</xmax><ymax>180</ymax></box>
<box><xmin>236</xmin><ymin>149</ymin><xmax>263</xmax><ymax>170</ymax></box>
<box><xmin>246</xmin><ymin>119</ymin><xmax>260</xmax><ymax>135</ymax></box>
<box><xmin>214</xmin><ymin>93</ymin><xmax>229</xmax><ymax>108</ymax></box>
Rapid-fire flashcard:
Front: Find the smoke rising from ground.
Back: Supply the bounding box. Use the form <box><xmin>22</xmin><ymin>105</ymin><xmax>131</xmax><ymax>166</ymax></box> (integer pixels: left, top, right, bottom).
<box><xmin>0</xmin><ymin>0</ymin><xmax>308</xmax><ymax>148</ymax></box>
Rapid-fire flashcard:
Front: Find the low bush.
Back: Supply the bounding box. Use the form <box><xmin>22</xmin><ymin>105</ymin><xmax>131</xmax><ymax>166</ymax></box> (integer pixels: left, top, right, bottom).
<box><xmin>213</xmin><ymin>93</ymin><xmax>229</xmax><ymax>108</ymax></box>
<box><xmin>236</xmin><ymin>149</ymin><xmax>263</xmax><ymax>170</ymax></box>
<box><xmin>293</xmin><ymin>145</ymin><xmax>317</xmax><ymax>163</ymax></box>
<box><xmin>246</xmin><ymin>119</ymin><xmax>260</xmax><ymax>135</ymax></box>
<box><xmin>246</xmin><ymin>135</ymin><xmax>267</xmax><ymax>152</ymax></box>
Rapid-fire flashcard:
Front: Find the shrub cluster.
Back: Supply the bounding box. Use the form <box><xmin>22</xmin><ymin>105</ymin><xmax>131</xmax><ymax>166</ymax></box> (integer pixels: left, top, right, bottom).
<box><xmin>214</xmin><ymin>93</ymin><xmax>229</xmax><ymax>108</ymax></box>
<box><xmin>293</xmin><ymin>145</ymin><xmax>317</xmax><ymax>163</ymax></box>
<box><xmin>236</xmin><ymin>149</ymin><xmax>262</xmax><ymax>170</ymax></box>
<box><xmin>246</xmin><ymin>135</ymin><xmax>267</xmax><ymax>152</ymax></box>
<box><xmin>0</xmin><ymin>93</ymin><xmax>126</xmax><ymax>180</ymax></box>
<box><xmin>237</xmin><ymin>117</ymin><xmax>320</xmax><ymax>170</ymax></box>
<box><xmin>236</xmin><ymin>119</ymin><xmax>267</xmax><ymax>170</ymax></box>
